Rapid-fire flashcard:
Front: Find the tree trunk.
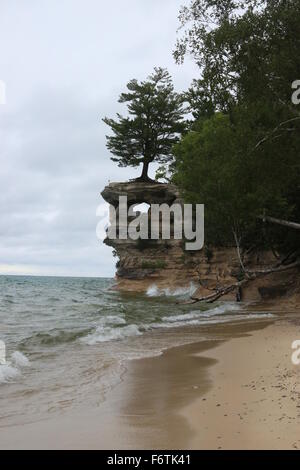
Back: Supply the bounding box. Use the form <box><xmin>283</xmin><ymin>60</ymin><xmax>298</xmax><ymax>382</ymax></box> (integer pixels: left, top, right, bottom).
<box><xmin>140</xmin><ymin>160</ymin><xmax>150</xmax><ymax>181</ymax></box>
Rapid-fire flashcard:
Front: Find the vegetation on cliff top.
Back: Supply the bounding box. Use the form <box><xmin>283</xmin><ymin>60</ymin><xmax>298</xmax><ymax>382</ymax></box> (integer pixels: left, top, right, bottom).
<box><xmin>103</xmin><ymin>68</ymin><xmax>186</xmax><ymax>181</ymax></box>
<box><xmin>104</xmin><ymin>0</ymin><xmax>300</xmax><ymax>254</ymax></box>
<box><xmin>173</xmin><ymin>0</ymin><xmax>300</xmax><ymax>252</ymax></box>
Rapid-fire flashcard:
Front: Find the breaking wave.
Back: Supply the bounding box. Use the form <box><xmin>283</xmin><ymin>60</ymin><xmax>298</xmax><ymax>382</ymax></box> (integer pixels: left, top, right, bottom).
<box><xmin>82</xmin><ymin>324</ymin><xmax>142</xmax><ymax>345</ymax></box>
<box><xmin>151</xmin><ymin>312</ymin><xmax>274</xmax><ymax>330</ymax></box>
<box><xmin>146</xmin><ymin>283</ymin><xmax>197</xmax><ymax>297</ymax></box>
<box><xmin>11</xmin><ymin>351</ymin><xmax>30</xmax><ymax>368</ymax></box>
<box><xmin>81</xmin><ymin>303</ymin><xmax>274</xmax><ymax>346</ymax></box>
<box><xmin>0</xmin><ymin>352</ymin><xmax>30</xmax><ymax>384</ymax></box>
<box><xmin>162</xmin><ymin>302</ymin><xmax>241</xmax><ymax>323</ymax></box>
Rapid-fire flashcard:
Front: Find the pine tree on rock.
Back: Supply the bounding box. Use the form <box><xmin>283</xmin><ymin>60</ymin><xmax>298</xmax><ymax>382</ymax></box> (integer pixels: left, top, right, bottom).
<box><xmin>103</xmin><ymin>68</ymin><xmax>186</xmax><ymax>182</ymax></box>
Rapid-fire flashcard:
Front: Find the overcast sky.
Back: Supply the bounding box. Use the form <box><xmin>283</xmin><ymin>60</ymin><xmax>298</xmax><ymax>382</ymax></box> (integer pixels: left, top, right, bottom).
<box><xmin>0</xmin><ymin>0</ymin><xmax>197</xmax><ymax>277</ymax></box>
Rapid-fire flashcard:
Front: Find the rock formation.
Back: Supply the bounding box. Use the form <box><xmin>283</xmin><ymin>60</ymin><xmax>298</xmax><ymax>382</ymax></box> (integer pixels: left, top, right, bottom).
<box><xmin>101</xmin><ymin>180</ymin><xmax>300</xmax><ymax>302</ymax></box>
<box><xmin>101</xmin><ymin>180</ymin><xmax>195</xmax><ymax>291</ymax></box>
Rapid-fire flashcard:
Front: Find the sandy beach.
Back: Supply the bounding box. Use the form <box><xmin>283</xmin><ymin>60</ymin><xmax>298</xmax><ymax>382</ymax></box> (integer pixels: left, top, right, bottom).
<box><xmin>113</xmin><ymin>315</ymin><xmax>300</xmax><ymax>450</ymax></box>
<box><xmin>182</xmin><ymin>319</ymin><xmax>300</xmax><ymax>449</ymax></box>
<box><xmin>1</xmin><ymin>308</ymin><xmax>300</xmax><ymax>450</ymax></box>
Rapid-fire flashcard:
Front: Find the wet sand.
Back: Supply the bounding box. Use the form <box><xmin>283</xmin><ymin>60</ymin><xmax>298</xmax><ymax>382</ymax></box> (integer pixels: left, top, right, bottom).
<box><xmin>1</xmin><ymin>315</ymin><xmax>300</xmax><ymax>449</ymax></box>
<box><xmin>182</xmin><ymin>319</ymin><xmax>300</xmax><ymax>449</ymax></box>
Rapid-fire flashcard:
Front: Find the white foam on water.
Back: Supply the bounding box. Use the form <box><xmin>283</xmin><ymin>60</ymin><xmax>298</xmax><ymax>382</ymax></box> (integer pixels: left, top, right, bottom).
<box><xmin>146</xmin><ymin>285</ymin><xmax>160</xmax><ymax>297</ymax></box>
<box><xmin>82</xmin><ymin>324</ymin><xmax>142</xmax><ymax>345</ymax></box>
<box><xmin>162</xmin><ymin>302</ymin><xmax>241</xmax><ymax>323</ymax></box>
<box><xmin>11</xmin><ymin>351</ymin><xmax>30</xmax><ymax>368</ymax></box>
<box><xmin>149</xmin><ymin>312</ymin><xmax>274</xmax><ymax>330</ymax></box>
<box><xmin>0</xmin><ymin>351</ymin><xmax>30</xmax><ymax>384</ymax></box>
<box><xmin>0</xmin><ymin>364</ymin><xmax>20</xmax><ymax>384</ymax></box>
<box><xmin>146</xmin><ymin>283</ymin><xmax>197</xmax><ymax>297</ymax></box>
<box><xmin>82</xmin><ymin>302</ymin><xmax>275</xmax><ymax>347</ymax></box>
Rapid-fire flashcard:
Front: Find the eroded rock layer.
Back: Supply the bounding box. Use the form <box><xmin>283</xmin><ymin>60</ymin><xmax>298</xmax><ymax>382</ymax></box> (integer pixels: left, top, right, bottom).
<box><xmin>101</xmin><ymin>181</ymin><xmax>300</xmax><ymax>302</ymax></box>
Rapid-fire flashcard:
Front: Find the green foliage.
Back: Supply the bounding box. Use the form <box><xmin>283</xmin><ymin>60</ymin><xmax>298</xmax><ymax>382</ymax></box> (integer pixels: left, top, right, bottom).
<box><xmin>141</xmin><ymin>260</ymin><xmax>167</xmax><ymax>269</ymax></box>
<box><xmin>103</xmin><ymin>68</ymin><xmax>186</xmax><ymax>180</ymax></box>
<box><xmin>173</xmin><ymin>0</ymin><xmax>300</xmax><ymax>249</ymax></box>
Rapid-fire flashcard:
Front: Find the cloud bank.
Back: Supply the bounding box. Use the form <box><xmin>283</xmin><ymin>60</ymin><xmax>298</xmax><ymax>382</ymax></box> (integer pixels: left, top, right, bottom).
<box><xmin>0</xmin><ymin>0</ymin><xmax>197</xmax><ymax>277</ymax></box>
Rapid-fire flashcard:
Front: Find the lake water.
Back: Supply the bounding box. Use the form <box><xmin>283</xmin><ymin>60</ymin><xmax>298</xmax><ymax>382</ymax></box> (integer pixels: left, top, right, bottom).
<box><xmin>0</xmin><ymin>275</ymin><xmax>274</xmax><ymax>426</ymax></box>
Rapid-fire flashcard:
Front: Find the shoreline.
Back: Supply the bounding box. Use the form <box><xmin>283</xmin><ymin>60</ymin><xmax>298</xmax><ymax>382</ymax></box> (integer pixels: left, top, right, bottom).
<box><xmin>2</xmin><ymin>312</ymin><xmax>298</xmax><ymax>449</ymax></box>
<box><xmin>0</xmin><ymin>305</ymin><xmax>299</xmax><ymax>449</ymax></box>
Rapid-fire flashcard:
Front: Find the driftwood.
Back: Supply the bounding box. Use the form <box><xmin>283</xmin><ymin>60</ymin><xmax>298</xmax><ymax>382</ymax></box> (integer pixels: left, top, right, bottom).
<box><xmin>183</xmin><ymin>216</ymin><xmax>300</xmax><ymax>305</ymax></box>
<box><xmin>189</xmin><ymin>279</ymin><xmax>249</xmax><ymax>304</ymax></box>
<box><xmin>186</xmin><ymin>258</ymin><xmax>300</xmax><ymax>305</ymax></box>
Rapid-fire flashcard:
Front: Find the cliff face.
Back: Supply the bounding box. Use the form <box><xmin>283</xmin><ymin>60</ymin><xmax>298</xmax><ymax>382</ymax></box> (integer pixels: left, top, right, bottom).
<box><xmin>101</xmin><ymin>180</ymin><xmax>193</xmax><ymax>290</ymax></box>
<box><xmin>102</xmin><ymin>181</ymin><xmax>180</xmax><ymax>207</ymax></box>
<box><xmin>101</xmin><ymin>181</ymin><xmax>300</xmax><ymax>302</ymax></box>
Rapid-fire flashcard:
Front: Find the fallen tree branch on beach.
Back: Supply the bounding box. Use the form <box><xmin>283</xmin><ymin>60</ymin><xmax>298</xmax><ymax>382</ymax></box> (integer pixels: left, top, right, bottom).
<box><xmin>188</xmin><ymin>279</ymin><xmax>249</xmax><ymax>304</ymax></box>
<box><xmin>184</xmin><ymin>258</ymin><xmax>300</xmax><ymax>305</ymax></box>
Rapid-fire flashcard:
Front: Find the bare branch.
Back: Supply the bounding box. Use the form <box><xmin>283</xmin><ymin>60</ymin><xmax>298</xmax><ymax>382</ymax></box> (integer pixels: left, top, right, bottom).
<box><xmin>232</xmin><ymin>228</ymin><xmax>250</xmax><ymax>279</ymax></box>
<box><xmin>258</xmin><ymin>215</ymin><xmax>300</xmax><ymax>231</ymax></box>
<box><xmin>185</xmin><ymin>259</ymin><xmax>300</xmax><ymax>305</ymax></box>
<box><xmin>252</xmin><ymin>117</ymin><xmax>300</xmax><ymax>153</ymax></box>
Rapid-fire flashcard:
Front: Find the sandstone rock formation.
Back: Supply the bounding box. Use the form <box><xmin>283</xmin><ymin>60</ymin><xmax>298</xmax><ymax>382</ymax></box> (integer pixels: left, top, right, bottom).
<box><xmin>101</xmin><ymin>180</ymin><xmax>300</xmax><ymax>302</ymax></box>
<box><xmin>102</xmin><ymin>180</ymin><xmax>180</xmax><ymax>207</ymax></box>
<box><xmin>101</xmin><ymin>180</ymin><xmax>193</xmax><ymax>290</ymax></box>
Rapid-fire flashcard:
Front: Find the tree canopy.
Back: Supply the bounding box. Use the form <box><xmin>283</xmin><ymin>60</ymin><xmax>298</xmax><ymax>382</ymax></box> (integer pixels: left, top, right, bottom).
<box><xmin>103</xmin><ymin>68</ymin><xmax>186</xmax><ymax>181</ymax></box>
<box><xmin>172</xmin><ymin>0</ymin><xmax>300</xmax><ymax>251</ymax></box>
<box><xmin>103</xmin><ymin>0</ymin><xmax>300</xmax><ymax>252</ymax></box>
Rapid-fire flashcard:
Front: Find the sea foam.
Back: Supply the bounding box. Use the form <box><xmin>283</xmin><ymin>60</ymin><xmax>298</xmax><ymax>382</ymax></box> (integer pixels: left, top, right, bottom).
<box><xmin>0</xmin><ymin>364</ymin><xmax>20</xmax><ymax>384</ymax></box>
<box><xmin>146</xmin><ymin>283</ymin><xmax>197</xmax><ymax>297</ymax></box>
<box><xmin>162</xmin><ymin>302</ymin><xmax>241</xmax><ymax>323</ymax></box>
<box><xmin>0</xmin><ymin>351</ymin><xmax>30</xmax><ymax>384</ymax></box>
<box><xmin>82</xmin><ymin>324</ymin><xmax>141</xmax><ymax>345</ymax></box>
<box><xmin>11</xmin><ymin>351</ymin><xmax>30</xmax><ymax>368</ymax></box>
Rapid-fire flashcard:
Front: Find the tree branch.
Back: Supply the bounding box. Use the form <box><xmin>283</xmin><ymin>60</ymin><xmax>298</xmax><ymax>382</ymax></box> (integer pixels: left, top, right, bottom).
<box><xmin>252</xmin><ymin>117</ymin><xmax>300</xmax><ymax>153</ymax></box>
<box><xmin>185</xmin><ymin>259</ymin><xmax>300</xmax><ymax>305</ymax></box>
<box><xmin>258</xmin><ymin>215</ymin><xmax>300</xmax><ymax>231</ymax></box>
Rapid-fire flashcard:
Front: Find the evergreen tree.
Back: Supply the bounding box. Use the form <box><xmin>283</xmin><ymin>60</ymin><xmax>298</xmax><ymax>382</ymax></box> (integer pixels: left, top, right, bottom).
<box><xmin>103</xmin><ymin>68</ymin><xmax>186</xmax><ymax>181</ymax></box>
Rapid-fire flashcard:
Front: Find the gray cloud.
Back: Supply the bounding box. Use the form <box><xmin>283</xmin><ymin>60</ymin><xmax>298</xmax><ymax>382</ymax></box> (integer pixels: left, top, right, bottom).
<box><xmin>0</xmin><ymin>0</ymin><xmax>197</xmax><ymax>277</ymax></box>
